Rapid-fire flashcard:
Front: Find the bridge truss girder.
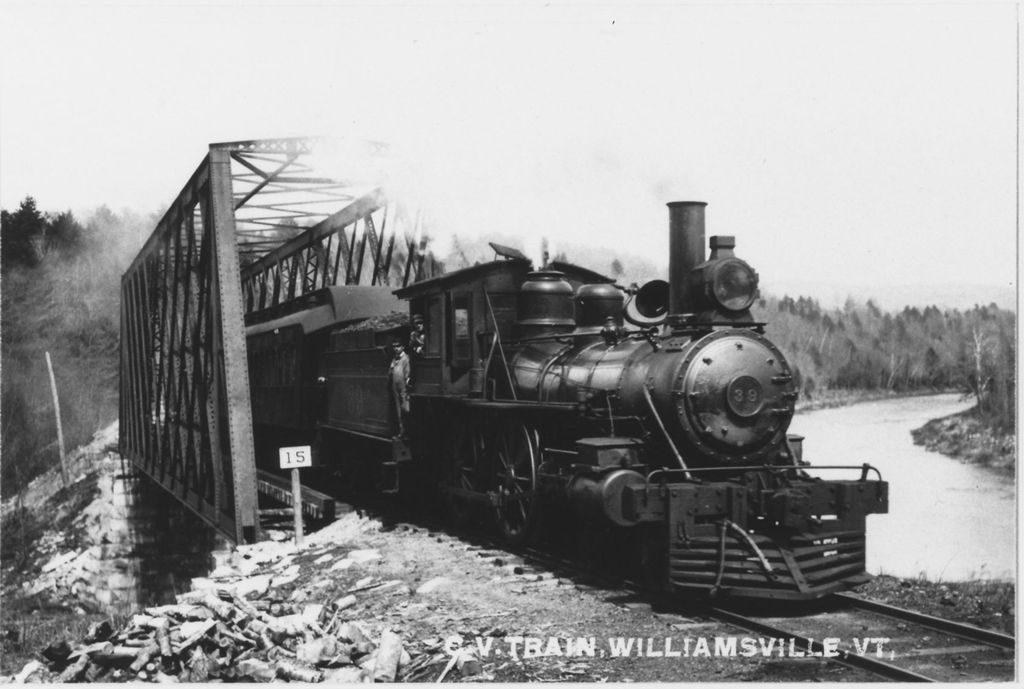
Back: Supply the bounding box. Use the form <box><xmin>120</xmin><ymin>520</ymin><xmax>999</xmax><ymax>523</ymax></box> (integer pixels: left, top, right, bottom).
<box><xmin>120</xmin><ymin>138</ymin><xmax>441</xmax><ymax>544</ymax></box>
<box><xmin>239</xmin><ymin>187</ymin><xmax>438</xmax><ymax>313</ymax></box>
<box><xmin>120</xmin><ymin>149</ymin><xmax>257</xmax><ymax>543</ymax></box>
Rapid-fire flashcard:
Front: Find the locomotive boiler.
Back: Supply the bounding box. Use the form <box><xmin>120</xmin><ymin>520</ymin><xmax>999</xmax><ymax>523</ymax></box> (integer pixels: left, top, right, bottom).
<box><xmin>246</xmin><ymin>201</ymin><xmax>889</xmax><ymax>601</ymax></box>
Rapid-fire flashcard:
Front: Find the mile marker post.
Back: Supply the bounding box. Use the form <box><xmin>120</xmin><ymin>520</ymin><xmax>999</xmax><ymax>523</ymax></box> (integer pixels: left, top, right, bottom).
<box><xmin>279</xmin><ymin>446</ymin><xmax>313</xmax><ymax>546</ymax></box>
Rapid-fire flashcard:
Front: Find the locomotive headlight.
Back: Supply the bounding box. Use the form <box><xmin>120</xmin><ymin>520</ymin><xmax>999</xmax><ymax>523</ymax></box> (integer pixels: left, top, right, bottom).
<box><xmin>708</xmin><ymin>258</ymin><xmax>758</xmax><ymax>312</ymax></box>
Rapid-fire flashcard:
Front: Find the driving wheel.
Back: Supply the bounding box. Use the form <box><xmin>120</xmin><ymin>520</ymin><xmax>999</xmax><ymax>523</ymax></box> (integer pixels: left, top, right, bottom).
<box><xmin>443</xmin><ymin>413</ymin><xmax>486</xmax><ymax>526</ymax></box>
<box><xmin>489</xmin><ymin>422</ymin><xmax>540</xmax><ymax>545</ymax></box>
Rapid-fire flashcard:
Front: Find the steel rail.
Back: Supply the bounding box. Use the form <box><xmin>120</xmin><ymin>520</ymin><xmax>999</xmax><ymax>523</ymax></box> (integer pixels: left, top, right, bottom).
<box><xmin>831</xmin><ymin>592</ymin><xmax>1015</xmax><ymax>651</ymax></box>
<box><xmin>707</xmin><ymin>606</ymin><xmax>935</xmax><ymax>682</ymax></box>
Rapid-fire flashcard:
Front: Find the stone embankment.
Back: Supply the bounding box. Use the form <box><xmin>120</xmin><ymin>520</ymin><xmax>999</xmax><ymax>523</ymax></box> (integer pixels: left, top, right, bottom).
<box><xmin>1</xmin><ymin>424</ymin><xmax>215</xmax><ymax>615</ymax></box>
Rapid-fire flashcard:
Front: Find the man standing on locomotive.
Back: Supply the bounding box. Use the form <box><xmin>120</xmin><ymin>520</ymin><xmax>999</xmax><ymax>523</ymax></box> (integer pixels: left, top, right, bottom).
<box><xmin>408</xmin><ymin>314</ymin><xmax>425</xmax><ymax>355</ymax></box>
<box><xmin>388</xmin><ymin>338</ymin><xmax>411</xmax><ymax>437</ymax></box>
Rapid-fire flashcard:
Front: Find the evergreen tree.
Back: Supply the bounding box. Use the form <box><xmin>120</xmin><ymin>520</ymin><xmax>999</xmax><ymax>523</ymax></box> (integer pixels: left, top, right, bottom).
<box><xmin>1</xmin><ymin>196</ymin><xmax>47</xmax><ymax>267</ymax></box>
<box><xmin>45</xmin><ymin>210</ymin><xmax>86</xmax><ymax>256</ymax></box>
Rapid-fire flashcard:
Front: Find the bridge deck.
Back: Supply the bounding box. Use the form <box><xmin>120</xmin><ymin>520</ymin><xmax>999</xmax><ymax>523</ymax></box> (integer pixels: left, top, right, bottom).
<box><xmin>256</xmin><ymin>469</ymin><xmax>341</xmax><ymax>521</ymax></box>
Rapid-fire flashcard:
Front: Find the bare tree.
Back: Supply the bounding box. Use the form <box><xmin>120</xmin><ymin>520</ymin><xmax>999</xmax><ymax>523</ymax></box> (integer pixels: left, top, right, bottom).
<box><xmin>970</xmin><ymin>326</ymin><xmax>989</xmax><ymax>413</ymax></box>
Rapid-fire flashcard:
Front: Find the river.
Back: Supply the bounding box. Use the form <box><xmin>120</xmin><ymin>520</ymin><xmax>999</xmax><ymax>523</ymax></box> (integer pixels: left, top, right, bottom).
<box><xmin>789</xmin><ymin>393</ymin><xmax>1016</xmax><ymax>582</ymax></box>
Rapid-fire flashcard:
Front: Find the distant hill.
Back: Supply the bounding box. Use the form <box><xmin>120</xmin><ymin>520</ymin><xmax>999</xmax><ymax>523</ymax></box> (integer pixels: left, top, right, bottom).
<box><xmin>766</xmin><ymin>280</ymin><xmax>1016</xmax><ymax>313</ymax></box>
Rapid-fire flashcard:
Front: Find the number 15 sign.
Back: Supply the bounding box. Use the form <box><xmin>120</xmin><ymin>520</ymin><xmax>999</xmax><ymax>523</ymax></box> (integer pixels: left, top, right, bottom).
<box><xmin>279</xmin><ymin>445</ymin><xmax>313</xmax><ymax>469</ymax></box>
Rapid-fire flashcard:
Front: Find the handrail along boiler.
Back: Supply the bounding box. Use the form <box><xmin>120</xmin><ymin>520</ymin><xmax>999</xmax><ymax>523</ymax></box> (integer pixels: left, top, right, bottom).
<box><xmin>248</xmin><ymin>201</ymin><xmax>889</xmax><ymax>601</ymax></box>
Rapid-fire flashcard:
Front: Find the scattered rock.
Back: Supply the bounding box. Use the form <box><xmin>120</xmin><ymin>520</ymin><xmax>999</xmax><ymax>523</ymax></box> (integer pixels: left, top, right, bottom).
<box><xmin>348</xmin><ymin>549</ymin><xmax>382</xmax><ymax>564</ymax></box>
<box><xmin>416</xmin><ymin>577</ymin><xmax>452</xmax><ymax>595</ymax></box>
<box><xmin>334</xmin><ymin>594</ymin><xmax>357</xmax><ymax>610</ymax></box>
<box><xmin>270</xmin><ymin>565</ymin><xmax>301</xmax><ymax>587</ymax></box>
<box><xmin>230</xmin><ymin>575</ymin><xmax>272</xmax><ymax>598</ymax></box>
<box><xmin>41</xmin><ymin>550</ymin><xmax>80</xmax><ymax>574</ymax></box>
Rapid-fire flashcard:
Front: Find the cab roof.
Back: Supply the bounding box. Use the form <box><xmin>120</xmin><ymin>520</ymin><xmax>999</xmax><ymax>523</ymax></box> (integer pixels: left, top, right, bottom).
<box><xmin>393</xmin><ymin>258</ymin><xmax>614</xmax><ymax>299</ymax></box>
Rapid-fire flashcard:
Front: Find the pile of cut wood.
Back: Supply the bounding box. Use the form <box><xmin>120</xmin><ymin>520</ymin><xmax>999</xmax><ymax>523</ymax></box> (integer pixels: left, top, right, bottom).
<box><xmin>22</xmin><ymin>587</ymin><xmax>409</xmax><ymax>683</ymax></box>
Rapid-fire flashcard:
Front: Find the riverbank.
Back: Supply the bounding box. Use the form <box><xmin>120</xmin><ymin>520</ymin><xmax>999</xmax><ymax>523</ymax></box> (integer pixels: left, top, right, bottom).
<box><xmin>911</xmin><ymin>406</ymin><xmax>1015</xmax><ymax>475</ymax></box>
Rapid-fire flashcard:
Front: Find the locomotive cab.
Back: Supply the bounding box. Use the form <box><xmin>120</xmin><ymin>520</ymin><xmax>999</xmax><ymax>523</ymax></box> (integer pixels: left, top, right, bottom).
<box><xmin>395</xmin><ymin>259</ymin><xmax>532</xmax><ymax>398</ymax></box>
<box><xmin>393</xmin><ymin>257</ymin><xmax>621</xmax><ymax>399</ymax></box>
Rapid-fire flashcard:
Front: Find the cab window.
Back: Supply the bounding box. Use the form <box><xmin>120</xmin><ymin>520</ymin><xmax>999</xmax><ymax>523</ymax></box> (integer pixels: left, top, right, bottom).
<box><xmin>425</xmin><ymin>295</ymin><xmax>442</xmax><ymax>357</ymax></box>
<box><xmin>450</xmin><ymin>293</ymin><xmax>472</xmax><ymax>365</ymax></box>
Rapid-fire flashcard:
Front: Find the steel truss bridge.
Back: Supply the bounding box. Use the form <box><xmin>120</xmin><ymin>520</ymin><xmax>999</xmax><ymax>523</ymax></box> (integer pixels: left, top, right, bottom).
<box><xmin>119</xmin><ymin>138</ymin><xmax>440</xmax><ymax>543</ymax></box>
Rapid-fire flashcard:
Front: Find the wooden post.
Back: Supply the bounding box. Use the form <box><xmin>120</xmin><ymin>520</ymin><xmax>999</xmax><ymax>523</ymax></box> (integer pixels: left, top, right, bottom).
<box><xmin>291</xmin><ymin>468</ymin><xmax>304</xmax><ymax>546</ymax></box>
<box><xmin>44</xmin><ymin>352</ymin><xmax>69</xmax><ymax>487</ymax></box>
<box><xmin>279</xmin><ymin>445</ymin><xmax>311</xmax><ymax>546</ymax></box>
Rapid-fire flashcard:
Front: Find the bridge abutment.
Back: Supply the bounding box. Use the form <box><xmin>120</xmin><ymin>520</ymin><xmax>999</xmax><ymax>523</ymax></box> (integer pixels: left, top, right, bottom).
<box><xmin>66</xmin><ymin>461</ymin><xmax>224</xmax><ymax>614</ymax></box>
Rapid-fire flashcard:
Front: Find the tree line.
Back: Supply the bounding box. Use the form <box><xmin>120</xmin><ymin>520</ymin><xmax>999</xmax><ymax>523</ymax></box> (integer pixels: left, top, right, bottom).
<box><xmin>2</xmin><ymin>197</ymin><xmax>152</xmax><ymax>498</ymax></box>
<box><xmin>757</xmin><ymin>294</ymin><xmax>1015</xmax><ymax>431</ymax></box>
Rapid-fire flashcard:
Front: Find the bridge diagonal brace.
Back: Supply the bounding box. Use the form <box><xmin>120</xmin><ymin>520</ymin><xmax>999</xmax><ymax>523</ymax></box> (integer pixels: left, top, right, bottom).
<box><xmin>233</xmin><ymin>152</ymin><xmax>300</xmax><ymax>211</ymax></box>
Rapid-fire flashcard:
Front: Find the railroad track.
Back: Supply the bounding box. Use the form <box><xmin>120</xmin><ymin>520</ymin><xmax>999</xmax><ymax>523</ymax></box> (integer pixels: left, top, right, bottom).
<box><xmin>831</xmin><ymin>592</ymin><xmax>1015</xmax><ymax>652</ymax></box>
<box><xmin>708</xmin><ymin>596</ymin><xmax>1015</xmax><ymax>682</ymax></box>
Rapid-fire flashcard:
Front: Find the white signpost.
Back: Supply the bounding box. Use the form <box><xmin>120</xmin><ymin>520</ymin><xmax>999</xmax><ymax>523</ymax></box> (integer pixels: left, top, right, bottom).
<box><xmin>279</xmin><ymin>446</ymin><xmax>312</xmax><ymax>545</ymax></box>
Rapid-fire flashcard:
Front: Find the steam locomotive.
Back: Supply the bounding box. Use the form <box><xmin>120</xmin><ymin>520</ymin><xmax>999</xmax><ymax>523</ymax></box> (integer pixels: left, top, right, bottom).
<box><xmin>245</xmin><ymin>202</ymin><xmax>888</xmax><ymax>600</ymax></box>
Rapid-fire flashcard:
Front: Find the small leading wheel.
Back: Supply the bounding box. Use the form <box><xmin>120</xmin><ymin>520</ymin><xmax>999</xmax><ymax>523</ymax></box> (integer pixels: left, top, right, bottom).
<box><xmin>490</xmin><ymin>423</ymin><xmax>540</xmax><ymax>545</ymax></box>
<box><xmin>443</xmin><ymin>414</ymin><xmax>486</xmax><ymax>526</ymax></box>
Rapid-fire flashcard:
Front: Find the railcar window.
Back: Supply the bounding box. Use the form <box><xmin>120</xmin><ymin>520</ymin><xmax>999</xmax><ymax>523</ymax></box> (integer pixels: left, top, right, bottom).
<box><xmin>454</xmin><ymin>308</ymin><xmax>469</xmax><ymax>338</ymax></box>
<box><xmin>452</xmin><ymin>294</ymin><xmax>472</xmax><ymax>364</ymax></box>
<box><xmin>426</xmin><ymin>296</ymin><xmax>442</xmax><ymax>356</ymax></box>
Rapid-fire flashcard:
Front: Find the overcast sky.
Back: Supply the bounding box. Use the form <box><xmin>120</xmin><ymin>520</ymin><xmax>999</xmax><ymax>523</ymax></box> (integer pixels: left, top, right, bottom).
<box><xmin>0</xmin><ymin>1</ymin><xmax>1017</xmax><ymax>293</ymax></box>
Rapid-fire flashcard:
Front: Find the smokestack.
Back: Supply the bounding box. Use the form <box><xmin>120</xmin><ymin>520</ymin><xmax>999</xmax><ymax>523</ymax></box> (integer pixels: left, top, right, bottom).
<box><xmin>667</xmin><ymin>201</ymin><xmax>707</xmax><ymax>317</ymax></box>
